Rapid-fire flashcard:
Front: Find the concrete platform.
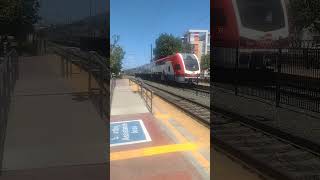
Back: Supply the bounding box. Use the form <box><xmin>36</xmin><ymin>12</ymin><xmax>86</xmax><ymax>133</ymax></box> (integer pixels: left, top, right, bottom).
<box><xmin>110</xmin><ymin>113</ymin><xmax>203</xmax><ymax>180</ymax></box>
<box><xmin>2</xmin><ymin>55</ymin><xmax>107</xmax><ymax>179</ymax></box>
<box><xmin>111</xmin><ymin>79</ymin><xmax>148</xmax><ymax>116</ymax></box>
<box><xmin>0</xmin><ymin>163</ymin><xmax>107</xmax><ymax>180</ymax></box>
<box><xmin>110</xmin><ymin>79</ymin><xmax>210</xmax><ymax>180</ymax></box>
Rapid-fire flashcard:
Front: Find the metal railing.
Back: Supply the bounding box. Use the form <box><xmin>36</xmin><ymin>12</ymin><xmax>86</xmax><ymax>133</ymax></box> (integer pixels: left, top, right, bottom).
<box><xmin>50</xmin><ymin>43</ymin><xmax>110</xmax><ymax>119</ymax></box>
<box><xmin>129</xmin><ymin>78</ymin><xmax>153</xmax><ymax>113</ymax></box>
<box><xmin>110</xmin><ymin>78</ymin><xmax>116</xmax><ymax>104</ymax></box>
<box><xmin>213</xmin><ymin>40</ymin><xmax>320</xmax><ymax>113</ymax></box>
<box><xmin>0</xmin><ymin>49</ymin><xmax>19</xmax><ymax>175</ymax></box>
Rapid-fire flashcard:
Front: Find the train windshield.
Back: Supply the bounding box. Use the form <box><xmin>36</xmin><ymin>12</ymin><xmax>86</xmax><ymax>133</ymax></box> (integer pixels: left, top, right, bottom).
<box><xmin>181</xmin><ymin>54</ymin><xmax>199</xmax><ymax>71</ymax></box>
<box><xmin>236</xmin><ymin>0</ymin><xmax>285</xmax><ymax>32</ymax></box>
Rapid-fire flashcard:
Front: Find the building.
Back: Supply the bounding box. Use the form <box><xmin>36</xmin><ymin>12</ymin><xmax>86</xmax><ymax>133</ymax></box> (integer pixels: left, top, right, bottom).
<box><xmin>181</xmin><ymin>29</ymin><xmax>210</xmax><ymax>61</ymax></box>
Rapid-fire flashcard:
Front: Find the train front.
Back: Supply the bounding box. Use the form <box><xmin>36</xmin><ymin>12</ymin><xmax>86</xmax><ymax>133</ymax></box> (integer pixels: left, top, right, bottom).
<box><xmin>235</xmin><ymin>0</ymin><xmax>289</xmax><ymax>69</ymax></box>
<box><xmin>177</xmin><ymin>53</ymin><xmax>201</xmax><ymax>83</ymax></box>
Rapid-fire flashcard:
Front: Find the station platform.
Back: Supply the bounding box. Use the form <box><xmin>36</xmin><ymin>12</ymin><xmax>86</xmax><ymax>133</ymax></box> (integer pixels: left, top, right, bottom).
<box><xmin>1</xmin><ymin>54</ymin><xmax>107</xmax><ymax>179</ymax></box>
<box><xmin>110</xmin><ymin>79</ymin><xmax>210</xmax><ymax>180</ymax></box>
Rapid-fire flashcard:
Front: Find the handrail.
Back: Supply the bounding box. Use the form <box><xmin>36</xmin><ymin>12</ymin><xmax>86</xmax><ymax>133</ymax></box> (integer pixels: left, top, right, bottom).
<box><xmin>0</xmin><ymin>49</ymin><xmax>19</xmax><ymax>175</ymax></box>
<box><xmin>50</xmin><ymin>42</ymin><xmax>110</xmax><ymax>119</ymax></box>
<box><xmin>129</xmin><ymin>78</ymin><xmax>153</xmax><ymax>113</ymax></box>
<box><xmin>110</xmin><ymin>78</ymin><xmax>116</xmax><ymax>104</ymax></box>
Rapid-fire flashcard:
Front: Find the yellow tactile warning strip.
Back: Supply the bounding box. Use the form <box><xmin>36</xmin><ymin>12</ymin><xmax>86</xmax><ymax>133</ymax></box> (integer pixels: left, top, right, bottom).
<box><xmin>110</xmin><ymin>143</ymin><xmax>197</xmax><ymax>161</ymax></box>
<box><xmin>153</xmin><ymin>108</ymin><xmax>210</xmax><ymax>174</ymax></box>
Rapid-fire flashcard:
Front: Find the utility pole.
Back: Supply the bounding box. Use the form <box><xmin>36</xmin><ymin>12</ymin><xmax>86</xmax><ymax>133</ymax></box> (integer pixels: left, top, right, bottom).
<box><xmin>150</xmin><ymin>44</ymin><xmax>153</xmax><ymax>62</ymax></box>
<box><xmin>88</xmin><ymin>0</ymin><xmax>92</xmax><ymax>37</ymax></box>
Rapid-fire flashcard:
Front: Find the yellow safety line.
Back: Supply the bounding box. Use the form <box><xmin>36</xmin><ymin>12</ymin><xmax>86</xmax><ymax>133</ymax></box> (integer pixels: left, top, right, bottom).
<box><xmin>154</xmin><ymin>111</ymin><xmax>210</xmax><ymax>172</ymax></box>
<box><xmin>128</xmin><ymin>83</ymin><xmax>210</xmax><ymax>172</ymax></box>
<box><xmin>110</xmin><ymin>143</ymin><xmax>197</xmax><ymax>161</ymax></box>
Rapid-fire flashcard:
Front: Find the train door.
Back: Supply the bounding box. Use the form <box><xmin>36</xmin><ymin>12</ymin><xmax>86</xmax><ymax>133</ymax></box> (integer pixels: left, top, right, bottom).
<box><xmin>163</xmin><ymin>61</ymin><xmax>174</xmax><ymax>81</ymax></box>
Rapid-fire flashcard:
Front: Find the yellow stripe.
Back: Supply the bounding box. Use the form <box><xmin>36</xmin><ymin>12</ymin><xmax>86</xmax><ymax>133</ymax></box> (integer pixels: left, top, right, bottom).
<box><xmin>154</xmin><ymin>107</ymin><xmax>210</xmax><ymax>174</ymax></box>
<box><xmin>110</xmin><ymin>143</ymin><xmax>197</xmax><ymax>161</ymax></box>
<box><xmin>154</xmin><ymin>113</ymin><xmax>188</xmax><ymax>143</ymax></box>
<box><xmin>192</xmin><ymin>150</ymin><xmax>210</xmax><ymax>169</ymax></box>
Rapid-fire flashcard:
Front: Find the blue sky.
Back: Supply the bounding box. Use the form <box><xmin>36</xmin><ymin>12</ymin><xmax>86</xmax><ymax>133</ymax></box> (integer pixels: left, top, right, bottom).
<box><xmin>111</xmin><ymin>0</ymin><xmax>210</xmax><ymax>70</ymax></box>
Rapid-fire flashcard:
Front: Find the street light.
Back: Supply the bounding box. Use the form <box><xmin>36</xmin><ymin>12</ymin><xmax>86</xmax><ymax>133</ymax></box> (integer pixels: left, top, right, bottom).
<box><xmin>88</xmin><ymin>0</ymin><xmax>92</xmax><ymax>37</ymax></box>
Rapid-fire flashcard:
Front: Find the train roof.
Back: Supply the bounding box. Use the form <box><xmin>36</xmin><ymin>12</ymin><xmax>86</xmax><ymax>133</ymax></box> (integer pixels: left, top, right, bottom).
<box><xmin>154</xmin><ymin>53</ymin><xmax>179</xmax><ymax>63</ymax></box>
<box><xmin>154</xmin><ymin>53</ymin><xmax>197</xmax><ymax>63</ymax></box>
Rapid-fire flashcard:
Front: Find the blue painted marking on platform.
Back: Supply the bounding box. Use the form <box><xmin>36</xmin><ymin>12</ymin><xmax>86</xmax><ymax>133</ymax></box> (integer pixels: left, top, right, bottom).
<box><xmin>110</xmin><ymin>119</ymin><xmax>152</xmax><ymax>147</ymax></box>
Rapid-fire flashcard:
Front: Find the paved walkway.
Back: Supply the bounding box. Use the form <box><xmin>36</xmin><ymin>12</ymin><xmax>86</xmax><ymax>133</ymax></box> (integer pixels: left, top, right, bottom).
<box><xmin>1</xmin><ymin>54</ymin><xmax>107</xmax><ymax>179</ymax></box>
<box><xmin>110</xmin><ymin>79</ymin><xmax>209</xmax><ymax>180</ymax></box>
<box><xmin>111</xmin><ymin>79</ymin><xmax>148</xmax><ymax>116</ymax></box>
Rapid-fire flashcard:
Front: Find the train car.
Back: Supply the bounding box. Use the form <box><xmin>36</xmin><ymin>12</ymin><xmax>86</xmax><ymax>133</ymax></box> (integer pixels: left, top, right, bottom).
<box><xmin>135</xmin><ymin>53</ymin><xmax>201</xmax><ymax>83</ymax></box>
<box><xmin>213</xmin><ymin>0</ymin><xmax>289</xmax><ymax>69</ymax></box>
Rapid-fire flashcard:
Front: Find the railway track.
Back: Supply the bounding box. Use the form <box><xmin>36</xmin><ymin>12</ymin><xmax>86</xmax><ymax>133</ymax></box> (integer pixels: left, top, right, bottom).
<box><xmin>136</xmin><ymin>78</ymin><xmax>210</xmax><ymax>126</ymax></box>
<box><xmin>132</xmin><ymin>77</ymin><xmax>320</xmax><ymax>180</ymax></box>
<box><xmin>144</xmin><ymin>79</ymin><xmax>210</xmax><ymax>99</ymax></box>
<box><xmin>213</xmin><ymin>111</ymin><xmax>320</xmax><ymax>180</ymax></box>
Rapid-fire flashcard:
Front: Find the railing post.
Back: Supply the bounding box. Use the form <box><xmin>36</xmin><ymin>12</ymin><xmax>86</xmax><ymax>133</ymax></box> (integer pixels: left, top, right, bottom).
<box><xmin>151</xmin><ymin>91</ymin><xmax>153</xmax><ymax>113</ymax></box>
<box><xmin>15</xmin><ymin>53</ymin><xmax>19</xmax><ymax>81</ymax></box>
<box><xmin>66</xmin><ymin>57</ymin><xmax>69</xmax><ymax>78</ymax></box>
<box><xmin>61</xmin><ymin>56</ymin><xmax>65</xmax><ymax>77</ymax></box>
<box><xmin>44</xmin><ymin>39</ymin><xmax>47</xmax><ymax>54</ymax></box>
<box><xmin>276</xmin><ymin>48</ymin><xmax>282</xmax><ymax>107</ymax></box>
<box><xmin>88</xmin><ymin>71</ymin><xmax>92</xmax><ymax>95</ymax></box>
<box><xmin>70</xmin><ymin>58</ymin><xmax>73</xmax><ymax>78</ymax></box>
<box><xmin>99</xmin><ymin>67</ymin><xmax>104</xmax><ymax>118</ymax></box>
<box><xmin>235</xmin><ymin>45</ymin><xmax>239</xmax><ymax>96</ymax></box>
<box><xmin>140</xmin><ymin>82</ymin><xmax>142</xmax><ymax>96</ymax></box>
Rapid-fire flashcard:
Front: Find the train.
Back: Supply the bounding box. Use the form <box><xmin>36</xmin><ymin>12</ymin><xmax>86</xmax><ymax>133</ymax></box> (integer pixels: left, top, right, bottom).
<box><xmin>213</xmin><ymin>0</ymin><xmax>290</xmax><ymax>69</ymax></box>
<box><xmin>132</xmin><ymin>53</ymin><xmax>201</xmax><ymax>83</ymax></box>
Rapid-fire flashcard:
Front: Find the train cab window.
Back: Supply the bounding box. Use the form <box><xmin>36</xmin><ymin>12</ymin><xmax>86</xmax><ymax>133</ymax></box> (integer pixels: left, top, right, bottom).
<box><xmin>213</xmin><ymin>8</ymin><xmax>226</xmax><ymax>27</ymax></box>
<box><xmin>235</xmin><ymin>0</ymin><xmax>285</xmax><ymax>31</ymax></box>
<box><xmin>168</xmin><ymin>66</ymin><xmax>170</xmax><ymax>72</ymax></box>
<box><xmin>181</xmin><ymin>53</ymin><xmax>199</xmax><ymax>71</ymax></box>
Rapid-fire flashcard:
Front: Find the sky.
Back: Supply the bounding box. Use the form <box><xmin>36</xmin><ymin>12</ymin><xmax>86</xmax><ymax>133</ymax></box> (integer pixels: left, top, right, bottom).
<box><xmin>39</xmin><ymin>0</ymin><xmax>108</xmax><ymax>24</ymax></box>
<box><xmin>111</xmin><ymin>0</ymin><xmax>210</xmax><ymax>70</ymax></box>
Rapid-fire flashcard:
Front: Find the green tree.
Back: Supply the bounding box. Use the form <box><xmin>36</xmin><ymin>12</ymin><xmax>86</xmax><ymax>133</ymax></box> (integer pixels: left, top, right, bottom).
<box><xmin>110</xmin><ymin>35</ymin><xmax>125</xmax><ymax>75</ymax></box>
<box><xmin>0</xmin><ymin>0</ymin><xmax>40</xmax><ymax>37</ymax></box>
<box><xmin>200</xmin><ymin>54</ymin><xmax>210</xmax><ymax>70</ymax></box>
<box><xmin>181</xmin><ymin>42</ymin><xmax>192</xmax><ymax>53</ymax></box>
<box><xmin>153</xmin><ymin>33</ymin><xmax>182</xmax><ymax>60</ymax></box>
<box><xmin>289</xmin><ymin>0</ymin><xmax>320</xmax><ymax>33</ymax></box>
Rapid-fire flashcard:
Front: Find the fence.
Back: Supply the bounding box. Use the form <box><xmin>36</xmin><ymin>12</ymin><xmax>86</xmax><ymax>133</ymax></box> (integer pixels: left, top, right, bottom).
<box><xmin>129</xmin><ymin>78</ymin><xmax>153</xmax><ymax>113</ymax></box>
<box><xmin>213</xmin><ymin>40</ymin><xmax>320</xmax><ymax>113</ymax></box>
<box><xmin>110</xmin><ymin>78</ymin><xmax>116</xmax><ymax>104</ymax></box>
<box><xmin>51</xmin><ymin>43</ymin><xmax>110</xmax><ymax>119</ymax></box>
<box><xmin>0</xmin><ymin>49</ymin><xmax>19</xmax><ymax>175</ymax></box>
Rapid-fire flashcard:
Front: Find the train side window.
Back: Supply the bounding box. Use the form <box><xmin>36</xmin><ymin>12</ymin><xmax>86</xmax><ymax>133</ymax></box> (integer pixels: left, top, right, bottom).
<box><xmin>213</xmin><ymin>8</ymin><xmax>226</xmax><ymax>26</ymax></box>
<box><xmin>156</xmin><ymin>61</ymin><xmax>165</xmax><ymax>65</ymax></box>
<box><xmin>168</xmin><ymin>66</ymin><xmax>170</xmax><ymax>72</ymax></box>
<box><xmin>175</xmin><ymin>64</ymin><xmax>181</xmax><ymax>70</ymax></box>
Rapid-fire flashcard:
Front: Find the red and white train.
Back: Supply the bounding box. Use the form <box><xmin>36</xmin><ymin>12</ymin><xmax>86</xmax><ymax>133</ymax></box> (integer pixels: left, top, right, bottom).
<box><xmin>213</xmin><ymin>0</ymin><xmax>289</xmax><ymax>69</ymax></box>
<box><xmin>134</xmin><ymin>53</ymin><xmax>201</xmax><ymax>83</ymax></box>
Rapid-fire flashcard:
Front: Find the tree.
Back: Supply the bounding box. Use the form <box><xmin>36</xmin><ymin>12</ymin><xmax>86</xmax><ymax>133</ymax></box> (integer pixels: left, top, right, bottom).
<box><xmin>181</xmin><ymin>42</ymin><xmax>193</xmax><ymax>53</ymax></box>
<box><xmin>110</xmin><ymin>35</ymin><xmax>125</xmax><ymax>75</ymax></box>
<box><xmin>289</xmin><ymin>0</ymin><xmax>320</xmax><ymax>34</ymax></box>
<box><xmin>0</xmin><ymin>0</ymin><xmax>40</xmax><ymax>37</ymax></box>
<box><xmin>200</xmin><ymin>54</ymin><xmax>210</xmax><ymax>70</ymax></box>
<box><xmin>153</xmin><ymin>33</ymin><xmax>182</xmax><ymax>60</ymax></box>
